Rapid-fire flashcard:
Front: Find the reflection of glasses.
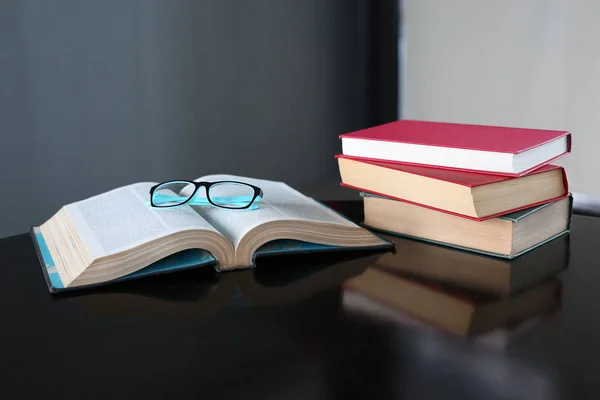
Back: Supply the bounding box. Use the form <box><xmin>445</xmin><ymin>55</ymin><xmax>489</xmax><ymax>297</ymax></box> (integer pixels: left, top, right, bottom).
<box><xmin>149</xmin><ymin>180</ymin><xmax>263</xmax><ymax>209</ymax></box>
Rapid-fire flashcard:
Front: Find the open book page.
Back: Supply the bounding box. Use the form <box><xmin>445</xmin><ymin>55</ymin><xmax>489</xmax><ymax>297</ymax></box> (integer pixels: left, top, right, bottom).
<box><xmin>65</xmin><ymin>182</ymin><xmax>220</xmax><ymax>258</ymax></box>
<box><xmin>188</xmin><ymin>174</ymin><xmax>357</xmax><ymax>249</ymax></box>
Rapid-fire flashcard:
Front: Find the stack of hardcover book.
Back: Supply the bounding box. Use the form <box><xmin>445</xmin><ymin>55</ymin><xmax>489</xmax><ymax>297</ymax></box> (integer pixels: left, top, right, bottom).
<box><xmin>336</xmin><ymin>119</ymin><xmax>572</xmax><ymax>259</ymax></box>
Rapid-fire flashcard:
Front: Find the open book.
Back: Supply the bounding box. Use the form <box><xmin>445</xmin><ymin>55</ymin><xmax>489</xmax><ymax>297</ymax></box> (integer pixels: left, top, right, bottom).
<box><xmin>32</xmin><ymin>174</ymin><xmax>390</xmax><ymax>292</ymax></box>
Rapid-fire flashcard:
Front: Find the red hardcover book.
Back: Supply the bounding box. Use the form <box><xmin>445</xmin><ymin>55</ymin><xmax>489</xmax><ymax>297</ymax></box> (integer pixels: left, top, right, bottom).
<box><xmin>336</xmin><ymin>155</ymin><xmax>569</xmax><ymax>221</ymax></box>
<box><xmin>339</xmin><ymin>120</ymin><xmax>571</xmax><ymax>176</ymax></box>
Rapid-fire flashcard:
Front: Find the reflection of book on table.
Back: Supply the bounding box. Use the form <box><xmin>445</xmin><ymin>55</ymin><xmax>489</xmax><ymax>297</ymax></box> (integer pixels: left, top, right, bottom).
<box><xmin>372</xmin><ymin>232</ymin><xmax>569</xmax><ymax>295</ymax></box>
<box><xmin>342</xmin><ymin>289</ymin><xmax>554</xmax><ymax>351</ymax></box>
<box><xmin>236</xmin><ymin>251</ymin><xmax>376</xmax><ymax>307</ymax></box>
<box><xmin>69</xmin><ymin>252</ymin><xmax>378</xmax><ymax>318</ymax></box>
<box><xmin>342</xmin><ymin>266</ymin><xmax>562</xmax><ymax>337</ymax></box>
<box><xmin>69</xmin><ymin>269</ymin><xmax>233</xmax><ymax>319</ymax></box>
<box><xmin>32</xmin><ymin>174</ymin><xmax>390</xmax><ymax>292</ymax></box>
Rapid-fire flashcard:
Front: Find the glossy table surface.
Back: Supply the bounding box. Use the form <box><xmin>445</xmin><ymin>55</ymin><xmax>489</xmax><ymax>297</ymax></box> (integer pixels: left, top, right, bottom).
<box><xmin>1</xmin><ymin>201</ymin><xmax>599</xmax><ymax>400</ymax></box>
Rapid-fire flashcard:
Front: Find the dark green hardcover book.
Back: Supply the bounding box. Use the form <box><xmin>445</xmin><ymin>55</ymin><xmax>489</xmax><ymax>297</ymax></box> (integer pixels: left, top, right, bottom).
<box><xmin>362</xmin><ymin>193</ymin><xmax>572</xmax><ymax>259</ymax></box>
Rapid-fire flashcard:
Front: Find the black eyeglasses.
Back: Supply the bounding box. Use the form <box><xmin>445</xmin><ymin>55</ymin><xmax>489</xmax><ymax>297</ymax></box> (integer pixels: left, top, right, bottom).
<box><xmin>149</xmin><ymin>180</ymin><xmax>263</xmax><ymax>209</ymax></box>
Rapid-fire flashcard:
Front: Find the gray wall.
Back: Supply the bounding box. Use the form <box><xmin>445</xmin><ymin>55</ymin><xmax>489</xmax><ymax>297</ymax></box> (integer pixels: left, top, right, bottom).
<box><xmin>0</xmin><ymin>0</ymin><xmax>376</xmax><ymax>238</ymax></box>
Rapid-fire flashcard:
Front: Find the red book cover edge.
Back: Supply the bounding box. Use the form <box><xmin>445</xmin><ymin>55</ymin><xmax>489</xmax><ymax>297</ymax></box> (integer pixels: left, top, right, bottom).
<box><xmin>336</xmin><ymin>154</ymin><xmax>567</xmax><ymax>187</ymax></box>
<box><xmin>342</xmin><ymin>182</ymin><xmax>569</xmax><ymax>221</ymax></box>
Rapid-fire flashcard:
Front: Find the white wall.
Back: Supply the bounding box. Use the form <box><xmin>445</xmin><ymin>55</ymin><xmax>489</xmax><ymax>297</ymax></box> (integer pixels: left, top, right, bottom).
<box><xmin>403</xmin><ymin>0</ymin><xmax>600</xmax><ymax>202</ymax></box>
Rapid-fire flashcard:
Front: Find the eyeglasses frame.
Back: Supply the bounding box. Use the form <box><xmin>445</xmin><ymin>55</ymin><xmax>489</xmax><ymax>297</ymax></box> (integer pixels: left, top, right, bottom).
<box><xmin>149</xmin><ymin>180</ymin><xmax>263</xmax><ymax>209</ymax></box>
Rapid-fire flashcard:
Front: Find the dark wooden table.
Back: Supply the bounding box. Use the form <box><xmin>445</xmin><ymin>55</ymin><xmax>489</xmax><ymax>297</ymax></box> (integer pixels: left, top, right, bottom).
<box><xmin>1</xmin><ymin>201</ymin><xmax>599</xmax><ymax>400</ymax></box>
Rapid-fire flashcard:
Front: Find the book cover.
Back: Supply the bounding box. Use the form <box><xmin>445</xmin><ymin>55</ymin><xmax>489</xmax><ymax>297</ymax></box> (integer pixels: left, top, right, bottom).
<box><xmin>361</xmin><ymin>194</ymin><xmax>573</xmax><ymax>259</ymax></box>
<box><xmin>339</xmin><ymin>120</ymin><xmax>571</xmax><ymax>176</ymax></box>
<box><xmin>337</xmin><ymin>155</ymin><xmax>568</xmax><ymax>187</ymax></box>
<box><xmin>339</xmin><ymin>120</ymin><xmax>570</xmax><ymax>154</ymax></box>
<box><xmin>338</xmin><ymin>155</ymin><xmax>569</xmax><ymax>221</ymax></box>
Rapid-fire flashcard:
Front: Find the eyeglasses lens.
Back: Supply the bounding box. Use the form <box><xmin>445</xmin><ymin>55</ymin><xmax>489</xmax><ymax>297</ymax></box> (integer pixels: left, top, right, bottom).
<box><xmin>208</xmin><ymin>182</ymin><xmax>255</xmax><ymax>209</ymax></box>
<box><xmin>152</xmin><ymin>181</ymin><xmax>196</xmax><ymax>207</ymax></box>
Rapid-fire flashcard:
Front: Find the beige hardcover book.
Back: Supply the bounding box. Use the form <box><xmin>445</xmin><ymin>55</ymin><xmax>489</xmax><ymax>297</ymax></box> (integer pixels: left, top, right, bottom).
<box><xmin>337</xmin><ymin>155</ymin><xmax>568</xmax><ymax>220</ymax></box>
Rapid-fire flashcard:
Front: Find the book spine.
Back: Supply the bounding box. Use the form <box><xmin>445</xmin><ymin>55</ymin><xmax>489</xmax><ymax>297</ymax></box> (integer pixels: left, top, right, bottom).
<box><xmin>29</xmin><ymin>226</ymin><xmax>59</xmax><ymax>293</ymax></box>
<box><xmin>561</xmin><ymin>167</ymin><xmax>570</xmax><ymax>194</ymax></box>
<box><xmin>566</xmin><ymin>194</ymin><xmax>574</xmax><ymax>232</ymax></box>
